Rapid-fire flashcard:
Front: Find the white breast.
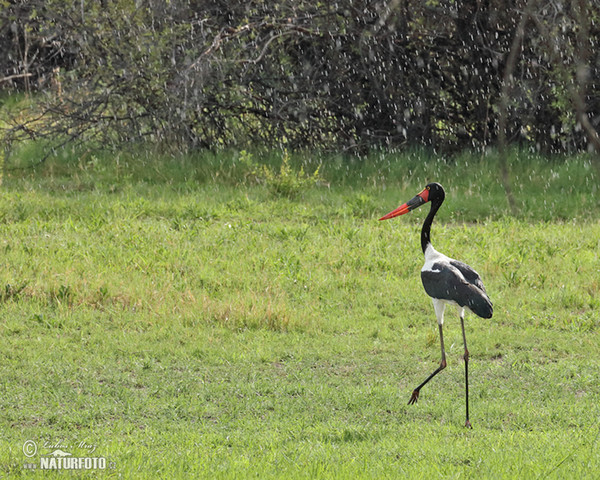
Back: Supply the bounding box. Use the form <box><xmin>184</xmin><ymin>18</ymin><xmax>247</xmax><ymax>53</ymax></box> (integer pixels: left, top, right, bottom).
<box><xmin>421</xmin><ymin>243</ymin><xmax>468</xmax><ymax>283</ymax></box>
<box><xmin>421</xmin><ymin>244</ymin><xmax>449</xmax><ymax>272</ymax></box>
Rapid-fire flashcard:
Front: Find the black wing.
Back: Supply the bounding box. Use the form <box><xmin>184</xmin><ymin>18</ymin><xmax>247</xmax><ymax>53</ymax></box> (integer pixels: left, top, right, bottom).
<box><xmin>449</xmin><ymin>259</ymin><xmax>488</xmax><ymax>294</ymax></box>
<box><xmin>421</xmin><ymin>262</ymin><xmax>493</xmax><ymax>319</ymax></box>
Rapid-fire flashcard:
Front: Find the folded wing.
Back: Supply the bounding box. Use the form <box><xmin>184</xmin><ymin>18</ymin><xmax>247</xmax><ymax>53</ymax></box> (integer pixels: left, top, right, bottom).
<box><xmin>421</xmin><ymin>261</ymin><xmax>493</xmax><ymax>319</ymax></box>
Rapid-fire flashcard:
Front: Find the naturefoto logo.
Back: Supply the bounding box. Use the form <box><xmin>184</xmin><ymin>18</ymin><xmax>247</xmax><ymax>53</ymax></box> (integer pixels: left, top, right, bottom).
<box><xmin>22</xmin><ymin>440</ymin><xmax>116</xmax><ymax>471</ymax></box>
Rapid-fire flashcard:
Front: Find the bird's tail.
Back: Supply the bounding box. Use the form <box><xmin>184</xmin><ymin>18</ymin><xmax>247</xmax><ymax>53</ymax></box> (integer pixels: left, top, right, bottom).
<box><xmin>467</xmin><ymin>293</ymin><xmax>493</xmax><ymax>319</ymax></box>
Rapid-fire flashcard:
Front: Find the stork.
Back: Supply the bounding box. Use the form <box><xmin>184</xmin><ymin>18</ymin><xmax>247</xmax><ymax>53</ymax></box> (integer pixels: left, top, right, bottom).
<box><xmin>379</xmin><ymin>182</ymin><xmax>492</xmax><ymax>428</ymax></box>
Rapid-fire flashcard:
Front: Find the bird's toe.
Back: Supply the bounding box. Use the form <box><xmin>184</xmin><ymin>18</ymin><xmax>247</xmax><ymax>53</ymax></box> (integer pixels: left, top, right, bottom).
<box><xmin>408</xmin><ymin>390</ymin><xmax>420</xmax><ymax>405</ymax></box>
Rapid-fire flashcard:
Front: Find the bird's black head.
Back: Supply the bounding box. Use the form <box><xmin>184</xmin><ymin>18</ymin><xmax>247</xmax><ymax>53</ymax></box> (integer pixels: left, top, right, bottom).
<box><xmin>423</xmin><ymin>182</ymin><xmax>445</xmax><ymax>205</ymax></box>
<box><xmin>379</xmin><ymin>182</ymin><xmax>445</xmax><ymax>221</ymax></box>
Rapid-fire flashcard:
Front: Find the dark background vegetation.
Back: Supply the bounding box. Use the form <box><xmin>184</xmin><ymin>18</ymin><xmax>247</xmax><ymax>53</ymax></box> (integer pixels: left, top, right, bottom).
<box><xmin>1</xmin><ymin>0</ymin><xmax>599</xmax><ymax>155</ymax></box>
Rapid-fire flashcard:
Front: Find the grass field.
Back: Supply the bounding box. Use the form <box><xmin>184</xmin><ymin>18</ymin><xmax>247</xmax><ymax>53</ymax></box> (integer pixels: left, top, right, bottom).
<box><xmin>0</xmin><ymin>147</ymin><xmax>599</xmax><ymax>478</ymax></box>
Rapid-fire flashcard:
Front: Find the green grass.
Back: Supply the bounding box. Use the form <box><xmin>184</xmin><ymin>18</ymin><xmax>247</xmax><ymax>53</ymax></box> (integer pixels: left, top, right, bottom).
<box><xmin>0</xmin><ymin>146</ymin><xmax>599</xmax><ymax>478</ymax></box>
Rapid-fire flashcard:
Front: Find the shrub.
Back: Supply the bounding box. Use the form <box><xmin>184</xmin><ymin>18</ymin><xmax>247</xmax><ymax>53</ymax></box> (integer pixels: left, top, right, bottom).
<box><xmin>240</xmin><ymin>150</ymin><xmax>322</xmax><ymax>198</ymax></box>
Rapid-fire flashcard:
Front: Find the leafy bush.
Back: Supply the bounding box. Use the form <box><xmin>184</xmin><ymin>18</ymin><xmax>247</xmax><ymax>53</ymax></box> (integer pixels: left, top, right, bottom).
<box><xmin>2</xmin><ymin>1</ymin><xmax>599</xmax><ymax>154</ymax></box>
<box><xmin>240</xmin><ymin>150</ymin><xmax>323</xmax><ymax>198</ymax></box>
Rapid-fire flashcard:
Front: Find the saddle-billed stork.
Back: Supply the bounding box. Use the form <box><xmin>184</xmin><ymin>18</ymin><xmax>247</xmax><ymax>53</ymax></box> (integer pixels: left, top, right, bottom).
<box><xmin>379</xmin><ymin>182</ymin><xmax>492</xmax><ymax>428</ymax></box>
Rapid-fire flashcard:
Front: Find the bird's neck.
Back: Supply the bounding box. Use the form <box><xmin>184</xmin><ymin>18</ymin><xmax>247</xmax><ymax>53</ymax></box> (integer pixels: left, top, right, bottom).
<box><xmin>421</xmin><ymin>200</ymin><xmax>442</xmax><ymax>254</ymax></box>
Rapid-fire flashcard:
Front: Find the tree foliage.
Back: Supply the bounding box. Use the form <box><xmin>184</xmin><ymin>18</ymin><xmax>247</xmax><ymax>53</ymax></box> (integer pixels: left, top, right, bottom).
<box><xmin>1</xmin><ymin>0</ymin><xmax>599</xmax><ymax>154</ymax></box>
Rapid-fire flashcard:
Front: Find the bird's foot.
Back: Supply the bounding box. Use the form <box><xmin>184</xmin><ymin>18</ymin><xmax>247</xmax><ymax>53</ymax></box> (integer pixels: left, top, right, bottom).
<box><xmin>465</xmin><ymin>420</ymin><xmax>472</xmax><ymax>429</ymax></box>
<box><xmin>408</xmin><ymin>389</ymin><xmax>420</xmax><ymax>405</ymax></box>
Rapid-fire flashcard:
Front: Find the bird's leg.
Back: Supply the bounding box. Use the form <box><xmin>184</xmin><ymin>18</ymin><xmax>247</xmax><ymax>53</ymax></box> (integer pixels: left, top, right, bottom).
<box><xmin>408</xmin><ymin>323</ymin><xmax>447</xmax><ymax>405</ymax></box>
<box><xmin>460</xmin><ymin>313</ymin><xmax>472</xmax><ymax>429</ymax></box>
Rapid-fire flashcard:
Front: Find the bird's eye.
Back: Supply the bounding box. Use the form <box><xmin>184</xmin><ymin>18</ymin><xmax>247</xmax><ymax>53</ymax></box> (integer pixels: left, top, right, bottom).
<box><xmin>426</xmin><ymin>186</ymin><xmax>430</xmax><ymax>190</ymax></box>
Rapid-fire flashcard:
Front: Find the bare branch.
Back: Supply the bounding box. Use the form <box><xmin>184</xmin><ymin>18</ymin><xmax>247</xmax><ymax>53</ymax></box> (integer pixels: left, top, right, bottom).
<box><xmin>570</xmin><ymin>0</ymin><xmax>600</xmax><ymax>155</ymax></box>
<box><xmin>0</xmin><ymin>73</ymin><xmax>34</xmax><ymax>84</ymax></box>
<box><xmin>497</xmin><ymin>1</ymin><xmax>540</xmax><ymax>215</ymax></box>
